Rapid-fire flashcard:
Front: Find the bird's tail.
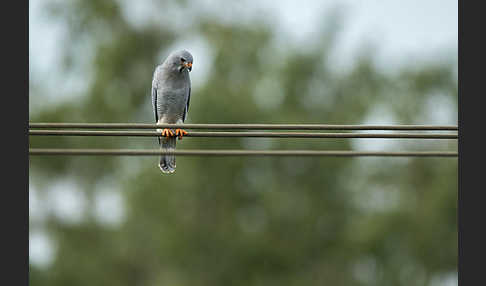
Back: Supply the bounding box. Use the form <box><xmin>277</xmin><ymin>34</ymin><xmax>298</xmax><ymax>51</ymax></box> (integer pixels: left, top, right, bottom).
<box><xmin>159</xmin><ymin>135</ymin><xmax>177</xmax><ymax>174</ymax></box>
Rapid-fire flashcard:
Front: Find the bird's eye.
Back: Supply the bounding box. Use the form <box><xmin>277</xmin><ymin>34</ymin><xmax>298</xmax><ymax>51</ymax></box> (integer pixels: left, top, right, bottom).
<box><xmin>180</xmin><ymin>58</ymin><xmax>186</xmax><ymax>62</ymax></box>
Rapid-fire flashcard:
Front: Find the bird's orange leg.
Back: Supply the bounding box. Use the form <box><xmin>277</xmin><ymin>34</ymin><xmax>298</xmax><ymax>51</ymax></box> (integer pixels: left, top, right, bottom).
<box><xmin>175</xmin><ymin>129</ymin><xmax>188</xmax><ymax>140</ymax></box>
<box><xmin>161</xmin><ymin>128</ymin><xmax>174</xmax><ymax>138</ymax></box>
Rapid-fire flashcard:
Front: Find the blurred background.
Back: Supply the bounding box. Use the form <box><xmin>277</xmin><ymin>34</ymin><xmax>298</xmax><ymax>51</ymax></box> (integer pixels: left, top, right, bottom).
<box><xmin>29</xmin><ymin>0</ymin><xmax>458</xmax><ymax>285</ymax></box>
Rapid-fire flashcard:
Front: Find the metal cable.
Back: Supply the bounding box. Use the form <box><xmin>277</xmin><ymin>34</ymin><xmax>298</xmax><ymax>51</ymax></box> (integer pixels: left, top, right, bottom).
<box><xmin>29</xmin><ymin>123</ymin><xmax>458</xmax><ymax>131</ymax></box>
<box><xmin>29</xmin><ymin>149</ymin><xmax>458</xmax><ymax>157</ymax></box>
<box><xmin>29</xmin><ymin>130</ymin><xmax>458</xmax><ymax>139</ymax></box>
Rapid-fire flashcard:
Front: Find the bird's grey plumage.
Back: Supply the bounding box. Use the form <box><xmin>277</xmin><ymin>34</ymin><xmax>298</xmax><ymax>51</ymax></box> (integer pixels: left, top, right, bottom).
<box><xmin>151</xmin><ymin>50</ymin><xmax>193</xmax><ymax>173</ymax></box>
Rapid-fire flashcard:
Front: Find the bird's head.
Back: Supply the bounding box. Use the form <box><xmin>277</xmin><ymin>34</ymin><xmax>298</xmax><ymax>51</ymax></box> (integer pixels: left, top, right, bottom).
<box><xmin>163</xmin><ymin>50</ymin><xmax>193</xmax><ymax>73</ymax></box>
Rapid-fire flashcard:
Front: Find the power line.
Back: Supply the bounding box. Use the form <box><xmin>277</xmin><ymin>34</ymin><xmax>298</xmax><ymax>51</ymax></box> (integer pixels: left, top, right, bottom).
<box><xmin>29</xmin><ymin>123</ymin><xmax>458</xmax><ymax>131</ymax></box>
<box><xmin>29</xmin><ymin>130</ymin><xmax>458</xmax><ymax>139</ymax></box>
<box><xmin>29</xmin><ymin>149</ymin><xmax>458</xmax><ymax>157</ymax></box>
<box><xmin>29</xmin><ymin>123</ymin><xmax>457</xmax><ymax>158</ymax></box>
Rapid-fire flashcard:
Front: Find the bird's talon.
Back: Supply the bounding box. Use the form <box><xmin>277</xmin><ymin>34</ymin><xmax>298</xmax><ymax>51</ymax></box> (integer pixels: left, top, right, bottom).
<box><xmin>161</xmin><ymin>128</ymin><xmax>174</xmax><ymax>138</ymax></box>
<box><xmin>175</xmin><ymin>129</ymin><xmax>188</xmax><ymax>140</ymax></box>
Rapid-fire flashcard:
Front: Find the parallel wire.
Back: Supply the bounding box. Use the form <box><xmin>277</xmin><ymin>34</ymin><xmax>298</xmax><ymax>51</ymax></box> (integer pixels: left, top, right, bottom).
<box><xmin>29</xmin><ymin>149</ymin><xmax>458</xmax><ymax>157</ymax></box>
<box><xmin>29</xmin><ymin>130</ymin><xmax>458</xmax><ymax>139</ymax></box>
<box><xmin>29</xmin><ymin>123</ymin><xmax>458</xmax><ymax>131</ymax></box>
<box><xmin>29</xmin><ymin>123</ymin><xmax>457</xmax><ymax>158</ymax></box>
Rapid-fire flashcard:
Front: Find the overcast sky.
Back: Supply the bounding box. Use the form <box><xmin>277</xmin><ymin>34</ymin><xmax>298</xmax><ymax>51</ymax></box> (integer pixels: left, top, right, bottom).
<box><xmin>29</xmin><ymin>0</ymin><xmax>457</xmax><ymax>87</ymax></box>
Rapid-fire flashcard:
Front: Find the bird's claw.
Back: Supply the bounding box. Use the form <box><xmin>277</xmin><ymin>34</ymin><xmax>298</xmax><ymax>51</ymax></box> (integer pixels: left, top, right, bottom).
<box><xmin>161</xmin><ymin>128</ymin><xmax>174</xmax><ymax>138</ymax></box>
<box><xmin>175</xmin><ymin>129</ymin><xmax>188</xmax><ymax>140</ymax></box>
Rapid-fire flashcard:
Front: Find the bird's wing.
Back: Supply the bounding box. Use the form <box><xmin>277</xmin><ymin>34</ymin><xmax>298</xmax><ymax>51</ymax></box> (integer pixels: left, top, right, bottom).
<box><xmin>151</xmin><ymin>81</ymin><xmax>161</xmax><ymax>145</ymax></box>
<box><xmin>183</xmin><ymin>87</ymin><xmax>191</xmax><ymax>122</ymax></box>
<box><xmin>151</xmin><ymin>84</ymin><xmax>159</xmax><ymax>123</ymax></box>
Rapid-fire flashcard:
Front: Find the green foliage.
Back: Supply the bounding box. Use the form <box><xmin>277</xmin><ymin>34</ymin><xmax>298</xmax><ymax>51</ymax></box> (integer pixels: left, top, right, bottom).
<box><xmin>30</xmin><ymin>0</ymin><xmax>457</xmax><ymax>285</ymax></box>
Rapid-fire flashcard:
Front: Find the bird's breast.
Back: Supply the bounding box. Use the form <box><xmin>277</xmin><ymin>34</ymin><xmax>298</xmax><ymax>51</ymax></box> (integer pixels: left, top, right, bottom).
<box><xmin>157</xmin><ymin>87</ymin><xmax>187</xmax><ymax>123</ymax></box>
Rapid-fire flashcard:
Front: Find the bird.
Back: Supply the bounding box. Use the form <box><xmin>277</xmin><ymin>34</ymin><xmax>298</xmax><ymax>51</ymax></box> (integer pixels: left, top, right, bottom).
<box><xmin>151</xmin><ymin>50</ymin><xmax>193</xmax><ymax>173</ymax></box>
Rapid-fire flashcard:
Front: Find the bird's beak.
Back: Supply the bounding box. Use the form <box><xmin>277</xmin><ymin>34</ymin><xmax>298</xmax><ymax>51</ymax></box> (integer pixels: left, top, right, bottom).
<box><xmin>185</xmin><ymin>62</ymin><xmax>192</xmax><ymax>71</ymax></box>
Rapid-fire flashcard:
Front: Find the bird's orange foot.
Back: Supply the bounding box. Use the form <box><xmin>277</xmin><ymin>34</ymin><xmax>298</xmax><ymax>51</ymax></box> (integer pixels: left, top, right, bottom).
<box><xmin>175</xmin><ymin>129</ymin><xmax>188</xmax><ymax>140</ymax></box>
<box><xmin>161</xmin><ymin>128</ymin><xmax>174</xmax><ymax>138</ymax></box>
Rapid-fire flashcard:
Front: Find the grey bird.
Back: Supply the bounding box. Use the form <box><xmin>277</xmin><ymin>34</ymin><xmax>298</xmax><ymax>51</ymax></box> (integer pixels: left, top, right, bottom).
<box><xmin>151</xmin><ymin>50</ymin><xmax>193</xmax><ymax>173</ymax></box>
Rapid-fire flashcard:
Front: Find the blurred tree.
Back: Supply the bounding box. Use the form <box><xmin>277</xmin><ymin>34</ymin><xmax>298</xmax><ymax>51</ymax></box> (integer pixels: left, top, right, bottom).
<box><xmin>29</xmin><ymin>0</ymin><xmax>457</xmax><ymax>285</ymax></box>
